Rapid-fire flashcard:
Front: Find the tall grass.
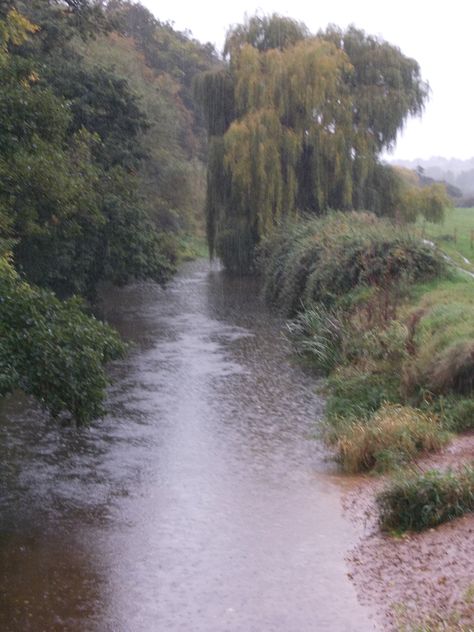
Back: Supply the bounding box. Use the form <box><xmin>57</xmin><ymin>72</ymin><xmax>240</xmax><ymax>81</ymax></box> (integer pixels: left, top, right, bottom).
<box><xmin>329</xmin><ymin>404</ymin><xmax>449</xmax><ymax>473</ymax></box>
<box><xmin>285</xmin><ymin>305</ymin><xmax>347</xmax><ymax>374</ymax></box>
<box><xmin>324</xmin><ymin>368</ymin><xmax>402</xmax><ymax>422</ymax></box>
<box><xmin>377</xmin><ymin>466</ymin><xmax>474</xmax><ymax>532</ymax></box>
<box><xmin>403</xmin><ymin>278</ymin><xmax>474</xmax><ymax>397</ymax></box>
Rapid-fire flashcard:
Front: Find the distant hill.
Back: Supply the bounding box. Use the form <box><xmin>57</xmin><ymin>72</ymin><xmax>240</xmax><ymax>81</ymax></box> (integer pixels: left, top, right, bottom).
<box><xmin>390</xmin><ymin>157</ymin><xmax>474</xmax><ymax>196</ymax></box>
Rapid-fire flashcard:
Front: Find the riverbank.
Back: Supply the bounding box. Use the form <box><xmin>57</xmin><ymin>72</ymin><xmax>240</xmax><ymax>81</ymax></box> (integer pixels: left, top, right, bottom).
<box><xmin>259</xmin><ymin>212</ymin><xmax>474</xmax><ymax>629</ymax></box>
<box><xmin>345</xmin><ymin>432</ymin><xmax>474</xmax><ymax>631</ymax></box>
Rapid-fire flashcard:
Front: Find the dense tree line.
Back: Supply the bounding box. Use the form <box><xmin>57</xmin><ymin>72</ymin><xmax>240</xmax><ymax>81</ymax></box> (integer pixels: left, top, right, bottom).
<box><xmin>0</xmin><ymin>4</ymin><xmax>451</xmax><ymax>420</ymax></box>
<box><xmin>196</xmin><ymin>14</ymin><xmax>449</xmax><ymax>272</ymax></box>
<box><xmin>0</xmin><ymin>0</ymin><xmax>217</xmax><ymax>422</ymax></box>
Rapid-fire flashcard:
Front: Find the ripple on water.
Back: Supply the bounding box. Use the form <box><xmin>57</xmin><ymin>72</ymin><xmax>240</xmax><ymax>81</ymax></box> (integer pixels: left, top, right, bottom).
<box><xmin>0</xmin><ymin>260</ymin><xmax>377</xmax><ymax>632</ymax></box>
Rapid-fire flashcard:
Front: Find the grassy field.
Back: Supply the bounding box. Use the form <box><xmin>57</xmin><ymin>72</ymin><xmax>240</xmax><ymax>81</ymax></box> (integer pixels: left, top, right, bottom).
<box><xmin>418</xmin><ymin>207</ymin><xmax>474</xmax><ymax>271</ymax></box>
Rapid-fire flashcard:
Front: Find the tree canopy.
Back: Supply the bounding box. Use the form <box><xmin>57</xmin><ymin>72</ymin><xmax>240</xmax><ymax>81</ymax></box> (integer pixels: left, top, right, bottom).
<box><xmin>196</xmin><ymin>14</ymin><xmax>430</xmax><ymax>271</ymax></box>
<box><xmin>0</xmin><ymin>1</ymin><xmax>218</xmax><ymax>422</ymax></box>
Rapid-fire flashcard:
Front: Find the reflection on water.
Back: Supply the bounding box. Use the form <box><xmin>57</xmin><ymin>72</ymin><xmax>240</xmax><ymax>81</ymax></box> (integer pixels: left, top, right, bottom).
<box><xmin>0</xmin><ymin>260</ymin><xmax>375</xmax><ymax>631</ymax></box>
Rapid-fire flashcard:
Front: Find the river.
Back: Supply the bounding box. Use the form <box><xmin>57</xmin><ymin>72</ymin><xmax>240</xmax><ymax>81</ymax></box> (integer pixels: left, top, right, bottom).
<box><xmin>0</xmin><ymin>260</ymin><xmax>375</xmax><ymax>631</ymax></box>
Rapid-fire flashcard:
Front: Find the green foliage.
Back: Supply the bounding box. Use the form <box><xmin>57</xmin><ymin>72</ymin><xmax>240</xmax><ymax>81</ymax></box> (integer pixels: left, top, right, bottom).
<box><xmin>403</xmin><ymin>281</ymin><xmax>474</xmax><ymax>397</ymax></box>
<box><xmin>197</xmin><ymin>14</ymin><xmax>429</xmax><ymax>270</ymax></box>
<box><xmin>106</xmin><ymin>0</ymin><xmax>219</xmax><ymax>136</ymax></box>
<box><xmin>330</xmin><ymin>404</ymin><xmax>449</xmax><ymax>473</ymax></box>
<box><xmin>0</xmin><ymin>2</ymin><xmax>218</xmax><ymax>423</ymax></box>
<box><xmin>0</xmin><ymin>257</ymin><xmax>124</xmax><ymax>423</ymax></box>
<box><xmin>325</xmin><ymin>369</ymin><xmax>402</xmax><ymax>422</ymax></box>
<box><xmin>286</xmin><ymin>305</ymin><xmax>347</xmax><ymax>375</ymax></box>
<box><xmin>360</xmin><ymin>162</ymin><xmax>404</xmax><ymax>220</ymax></box>
<box><xmin>77</xmin><ymin>27</ymin><xmax>209</xmax><ymax>240</ymax></box>
<box><xmin>44</xmin><ymin>59</ymin><xmax>149</xmax><ymax>169</ymax></box>
<box><xmin>16</xmin><ymin>0</ymin><xmax>108</xmax><ymax>48</ymax></box>
<box><xmin>377</xmin><ymin>466</ymin><xmax>474</xmax><ymax>532</ymax></box>
<box><xmin>358</xmin><ymin>164</ymin><xmax>451</xmax><ymax>225</ymax></box>
<box><xmin>2</xmin><ymin>127</ymin><xmax>105</xmax><ymax>296</ymax></box>
<box><xmin>0</xmin><ymin>0</ymin><xmax>217</xmax><ymax>296</ymax></box>
<box><xmin>0</xmin><ymin>21</ymin><xmax>100</xmax><ymax>294</ymax></box>
<box><xmin>260</xmin><ymin>213</ymin><xmax>446</xmax><ymax>314</ymax></box>
<box><xmin>440</xmin><ymin>398</ymin><xmax>474</xmax><ymax>432</ymax></box>
<box><xmin>398</xmin><ymin>177</ymin><xmax>452</xmax><ymax>224</ymax></box>
<box><xmin>323</xmin><ymin>25</ymin><xmax>427</xmax><ymax>154</ymax></box>
<box><xmin>93</xmin><ymin>166</ymin><xmax>176</xmax><ymax>286</ymax></box>
<box><xmin>224</xmin><ymin>13</ymin><xmax>308</xmax><ymax>55</ymax></box>
<box><xmin>259</xmin><ymin>212</ymin><xmax>473</xmax><ymax>477</ymax></box>
<box><xmin>0</xmin><ymin>6</ymin><xmax>37</xmax><ymax>57</ymax></box>
<box><xmin>193</xmin><ymin>69</ymin><xmax>234</xmax><ymax>136</ymax></box>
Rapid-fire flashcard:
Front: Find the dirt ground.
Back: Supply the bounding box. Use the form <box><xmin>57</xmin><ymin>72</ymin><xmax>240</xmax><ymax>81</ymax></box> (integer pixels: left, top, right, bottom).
<box><xmin>343</xmin><ymin>433</ymin><xmax>474</xmax><ymax>631</ymax></box>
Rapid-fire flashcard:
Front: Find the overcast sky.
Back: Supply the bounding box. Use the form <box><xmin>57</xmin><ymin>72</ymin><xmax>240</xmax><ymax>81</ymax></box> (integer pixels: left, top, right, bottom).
<box><xmin>141</xmin><ymin>0</ymin><xmax>472</xmax><ymax>161</ymax></box>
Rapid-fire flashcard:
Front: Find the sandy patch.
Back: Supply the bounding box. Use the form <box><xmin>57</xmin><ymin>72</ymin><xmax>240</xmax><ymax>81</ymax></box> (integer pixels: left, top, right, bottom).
<box><xmin>344</xmin><ymin>433</ymin><xmax>474</xmax><ymax>630</ymax></box>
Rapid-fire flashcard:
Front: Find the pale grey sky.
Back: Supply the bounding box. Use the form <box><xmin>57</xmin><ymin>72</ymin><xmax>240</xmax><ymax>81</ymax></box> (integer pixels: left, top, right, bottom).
<box><xmin>142</xmin><ymin>0</ymin><xmax>473</xmax><ymax>161</ymax></box>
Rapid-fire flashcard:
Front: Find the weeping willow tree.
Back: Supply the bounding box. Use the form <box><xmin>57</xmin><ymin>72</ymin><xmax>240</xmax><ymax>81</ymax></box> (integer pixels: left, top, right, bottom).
<box><xmin>195</xmin><ymin>14</ymin><xmax>429</xmax><ymax>272</ymax></box>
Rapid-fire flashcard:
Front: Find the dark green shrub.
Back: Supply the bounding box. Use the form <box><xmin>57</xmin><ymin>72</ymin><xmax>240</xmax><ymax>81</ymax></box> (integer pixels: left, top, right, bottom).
<box><xmin>278</xmin><ymin>237</ymin><xmax>322</xmax><ymax>315</ymax></box>
<box><xmin>0</xmin><ymin>257</ymin><xmax>125</xmax><ymax>423</ymax></box>
<box><xmin>377</xmin><ymin>466</ymin><xmax>474</xmax><ymax>532</ymax></box>
<box><xmin>325</xmin><ymin>369</ymin><xmax>401</xmax><ymax>421</ymax></box>
<box><xmin>422</xmin><ymin>396</ymin><xmax>474</xmax><ymax>432</ymax></box>
<box><xmin>444</xmin><ymin>398</ymin><xmax>474</xmax><ymax>431</ymax></box>
<box><xmin>304</xmin><ymin>232</ymin><xmax>445</xmax><ymax>307</ymax></box>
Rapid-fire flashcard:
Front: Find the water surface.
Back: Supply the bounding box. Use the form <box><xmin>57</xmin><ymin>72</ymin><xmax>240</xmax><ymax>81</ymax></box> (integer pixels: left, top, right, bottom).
<box><xmin>0</xmin><ymin>260</ymin><xmax>375</xmax><ymax>631</ymax></box>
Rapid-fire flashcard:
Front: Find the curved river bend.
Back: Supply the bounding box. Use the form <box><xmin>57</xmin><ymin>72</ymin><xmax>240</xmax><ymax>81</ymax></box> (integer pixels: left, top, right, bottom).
<box><xmin>0</xmin><ymin>260</ymin><xmax>375</xmax><ymax>631</ymax></box>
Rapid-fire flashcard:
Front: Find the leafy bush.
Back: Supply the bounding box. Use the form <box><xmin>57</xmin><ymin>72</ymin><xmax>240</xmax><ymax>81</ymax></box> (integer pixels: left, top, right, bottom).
<box><xmin>377</xmin><ymin>466</ymin><xmax>474</xmax><ymax>532</ymax></box>
<box><xmin>1</xmin><ymin>3</ymin><xmax>212</xmax><ymax>299</ymax></box>
<box><xmin>399</xmin><ymin>181</ymin><xmax>452</xmax><ymax>224</ymax></box>
<box><xmin>0</xmin><ymin>257</ymin><xmax>124</xmax><ymax>423</ymax></box>
<box><xmin>260</xmin><ymin>212</ymin><xmax>446</xmax><ymax>315</ymax></box>
<box><xmin>330</xmin><ymin>404</ymin><xmax>449</xmax><ymax>473</ymax></box>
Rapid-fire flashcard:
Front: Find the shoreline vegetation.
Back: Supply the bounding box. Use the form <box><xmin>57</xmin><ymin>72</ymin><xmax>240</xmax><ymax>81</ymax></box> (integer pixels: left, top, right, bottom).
<box><xmin>259</xmin><ymin>209</ymin><xmax>474</xmax><ymax>630</ymax></box>
<box><xmin>1</xmin><ymin>2</ymin><xmax>472</xmax><ymax>629</ymax></box>
<box><xmin>259</xmin><ymin>210</ymin><xmax>474</xmax><ymax>492</ymax></box>
<box><xmin>0</xmin><ymin>2</ymin><xmax>217</xmax><ymax>423</ymax></box>
<box><xmin>194</xmin><ymin>22</ymin><xmax>474</xmax><ymax>621</ymax></box>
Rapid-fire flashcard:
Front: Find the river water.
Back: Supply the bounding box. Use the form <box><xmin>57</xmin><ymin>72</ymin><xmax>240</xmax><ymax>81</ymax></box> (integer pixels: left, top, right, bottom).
<box><xmin>0</xmin><ymin>260</ymin><xmax>375</xmax><ymax>631</ymax></box>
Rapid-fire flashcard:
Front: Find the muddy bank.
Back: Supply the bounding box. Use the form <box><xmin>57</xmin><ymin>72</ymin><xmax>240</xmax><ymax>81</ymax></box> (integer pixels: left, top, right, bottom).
<box><xmin>344</xmin><ymin>433</ymin><xmax>474</xmax><ymax>630</ymax></box>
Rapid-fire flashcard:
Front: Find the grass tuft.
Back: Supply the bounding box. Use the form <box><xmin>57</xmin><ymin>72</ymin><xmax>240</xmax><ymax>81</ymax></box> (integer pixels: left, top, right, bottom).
<box><xmin>285</xmin><ymin>305</ymin><xmax>346</xmax><ymax>375</ymax></box>
<box><xmin>377</xmin><ymin>466</ymin><xmax>474</xmax><ymax>532</ymax></box>
<box><xmin>330</xmin><ymin>404</ymin><xmax>449</xmax><ymax>473</ymax></box>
